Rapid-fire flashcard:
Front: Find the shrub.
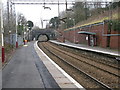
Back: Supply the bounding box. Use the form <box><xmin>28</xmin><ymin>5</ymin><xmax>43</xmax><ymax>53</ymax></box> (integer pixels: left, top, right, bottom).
<box><xmin>108</xmin><ymin>20</ymin><xmax>120</xmax><ymax>32</ymax></box>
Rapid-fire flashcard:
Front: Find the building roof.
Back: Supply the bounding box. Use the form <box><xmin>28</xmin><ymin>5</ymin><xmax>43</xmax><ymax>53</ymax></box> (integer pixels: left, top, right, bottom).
<box><xmin>78</xmin><ymin>31</ymin><xmax>96</xmax><ymax>35</ymax></box>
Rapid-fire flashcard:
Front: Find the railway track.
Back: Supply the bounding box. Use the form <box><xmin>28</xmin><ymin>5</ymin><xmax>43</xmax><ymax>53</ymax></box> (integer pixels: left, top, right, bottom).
<box><xmin>46</xmin><ymin>42</ymin><xmax>120</xmax><ymax>78</ymax></box>
<box><xmin>38</xmin><ymin>42</ymin><xmax>119</xmax><ymax>89</ymax></box>
<box><xmin>49</xmin><ymin>42</ymin><xmax>120</xmax><ymax>70</ymax></box>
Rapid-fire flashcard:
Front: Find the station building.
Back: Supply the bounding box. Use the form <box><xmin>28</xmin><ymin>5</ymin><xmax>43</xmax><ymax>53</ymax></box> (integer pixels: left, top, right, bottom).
<box><xmin>58</xmin><ymin>16</ymin><xmax>120</xmax><ymax>49</ymax></box>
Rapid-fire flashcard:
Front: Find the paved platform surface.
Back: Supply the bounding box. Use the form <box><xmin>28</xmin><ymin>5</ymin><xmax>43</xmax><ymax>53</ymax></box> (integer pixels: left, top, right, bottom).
<box><xmin>2</xmin><ymin>41</ymin><xmax>84</xmax><ymax>89</ymax></box>
<box><xmin>2</xmin><ymin>42</ymin><xmax>59</xmax><ymax>88</ymax></box>
<box><xmin>50</xmin><ymin>40</ymin><xmax>120</xmax><ymax>57</ymax></box>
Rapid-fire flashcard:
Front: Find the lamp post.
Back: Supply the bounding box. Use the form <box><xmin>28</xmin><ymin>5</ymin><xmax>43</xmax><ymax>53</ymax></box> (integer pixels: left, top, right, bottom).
<box><xmin>69</xmin><ymin>18</ymin><xmax>75</xmax><ymax>43</ymax></box>
<box><xmin>19</xmin><ymin>22</ymin><xmax>25</xmax><ymax>44</ymax></box>
<box><xmin>73</xmin><ymin>19</ymin><xmax>76</xmax><ymax>43</ymax></box>
<box><xmin>1</xmin><ymin>0</ymin><xmax>5</xmax><ymax>63</ymax></box>
<box><xmin>23</xmin><ymin>26</ymin><xmax>26</xmax><ymax>44</ymax></box>
<box><xmin>28</xmin><ymin>27</ymin><xmax>31</xmax><ymax>41</ymax></box>
<box><xmin>25</xmin><ymin>23</ymin><xmax>29</xmax><ymax>41</ymax></box>
<box><xmin>26</xmin><ymin>28</ymin><xmax>29</xmax><ymax>41</ymax></box>
<box><xmin>19</xmin><ymin>14</ymin><xmax>25</xmax><ymax>44</ymax></box>
<box><xmin>21</xmin><ymin>16</ymin><xmax>24</xmax><ymax>42</ymax></box>
<box><xmin>15</xmin><ymin>12</ymin><xmax>18</xmax><ymax>48</ymax></box>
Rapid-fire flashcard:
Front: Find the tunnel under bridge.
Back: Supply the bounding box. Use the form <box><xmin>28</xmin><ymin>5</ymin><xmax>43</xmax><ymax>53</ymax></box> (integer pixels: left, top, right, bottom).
<box><xmin>28</xmin><ymin>29</ymin><xmax>56</xmax><ymax>41</ymax></box>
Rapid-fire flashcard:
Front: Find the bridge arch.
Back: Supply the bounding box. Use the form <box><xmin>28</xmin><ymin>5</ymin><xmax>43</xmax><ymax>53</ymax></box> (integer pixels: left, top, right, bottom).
<box><xmin>36</xmin><ymin>34</ymin><xmax>49</xmax><ymax>42</ymax></box>
<box><xmin>30</xmin><ymin>29</ymin><xmax>56</xmax><ymax>41</ymax></box>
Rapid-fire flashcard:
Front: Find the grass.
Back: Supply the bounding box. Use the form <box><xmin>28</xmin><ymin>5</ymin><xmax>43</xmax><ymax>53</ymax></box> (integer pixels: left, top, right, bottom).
<box><xmin>4</xmin><ymin>43</ymin><xmax>14</xmax><ymax>53</ymax></box>
<box><xmin>3</xmin><ymin>43</ymin><xmax>16</xmax><ymax>66</ymax></box>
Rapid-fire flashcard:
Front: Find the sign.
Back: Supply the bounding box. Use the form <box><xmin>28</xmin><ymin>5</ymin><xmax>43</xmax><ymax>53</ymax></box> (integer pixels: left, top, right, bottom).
<box><xmin>86</xmin><ymin>36</ymin><xmax>88</xmax><ymax>40</ymax></box>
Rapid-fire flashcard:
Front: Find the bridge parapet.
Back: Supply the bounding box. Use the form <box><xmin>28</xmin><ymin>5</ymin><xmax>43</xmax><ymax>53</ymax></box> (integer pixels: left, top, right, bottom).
<box><xmin>30</xmin><ymin>29</ymin><xmax>56</xmax><ymax>41</ymax></box>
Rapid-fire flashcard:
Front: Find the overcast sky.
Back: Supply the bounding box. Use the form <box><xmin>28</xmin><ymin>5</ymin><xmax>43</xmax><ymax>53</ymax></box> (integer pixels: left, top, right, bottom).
<box><xmin>2</xmin><ymin>0</ymin><xmax>113</xmax><ymax>28</ymax></box>
<box><xmin>14</xmin><ymin>0</ymin><xmax>113</xmax><ymax>28</ymax></box>
<box><xmin>15</xmin><ymin>4</ymin><xmax>71</xmax><ymax>28</ymax></box>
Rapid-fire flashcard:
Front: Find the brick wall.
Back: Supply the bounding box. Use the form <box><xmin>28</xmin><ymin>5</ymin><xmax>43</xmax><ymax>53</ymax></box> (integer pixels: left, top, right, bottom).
<box><xmin>62</xmin><ymin>23</ymin><xmax>120</xmax><ymax>49</ymax></box>
<box><xmin>110</xmin><ymin>30</ymin><xmax>120</xmax><ymax>49</ymax></box>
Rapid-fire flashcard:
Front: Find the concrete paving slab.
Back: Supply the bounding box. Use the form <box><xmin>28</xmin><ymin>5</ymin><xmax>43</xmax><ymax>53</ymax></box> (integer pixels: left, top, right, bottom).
<box><xmin>59</xmin><ymin>83</ymin><xmax>78</xmax><ymax>88</ymax></box>
<box><xmin>55</xmin><ymin>77</ymin><xmax>73</xmax><ymax>84</ymax></box>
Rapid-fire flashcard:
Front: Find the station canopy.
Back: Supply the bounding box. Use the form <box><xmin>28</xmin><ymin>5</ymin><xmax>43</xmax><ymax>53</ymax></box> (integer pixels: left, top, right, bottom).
<box><xmin>78</xmin><ymin>31</ymin><xmax>96</xmax><ymax>35</ymax></box>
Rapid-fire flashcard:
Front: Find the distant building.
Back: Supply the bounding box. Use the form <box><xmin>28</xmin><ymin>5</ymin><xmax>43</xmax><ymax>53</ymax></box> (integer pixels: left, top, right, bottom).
<box><xmin>58</xmin><ymin>20</ymin><xmax>120</xmax><ymax>49</ymax></box>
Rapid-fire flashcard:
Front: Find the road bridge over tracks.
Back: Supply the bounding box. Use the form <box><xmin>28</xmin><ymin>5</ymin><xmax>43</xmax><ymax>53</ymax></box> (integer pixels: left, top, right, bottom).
<box><xmin>29</xmin><ymin>29</ymin><xmax>56</xmax><ymax>41</ymax></box>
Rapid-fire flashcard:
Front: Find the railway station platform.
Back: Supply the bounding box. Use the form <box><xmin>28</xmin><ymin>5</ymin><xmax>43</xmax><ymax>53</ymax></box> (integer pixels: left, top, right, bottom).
<box><xmin>50</xmin><ymin>40</ymin><xmax>120</xmax><ymax>58</ymax></box>
<box><xmin>2</xmin><ymin>41</ymin><xmax>84</xmax><ymax>89</ymax></box>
